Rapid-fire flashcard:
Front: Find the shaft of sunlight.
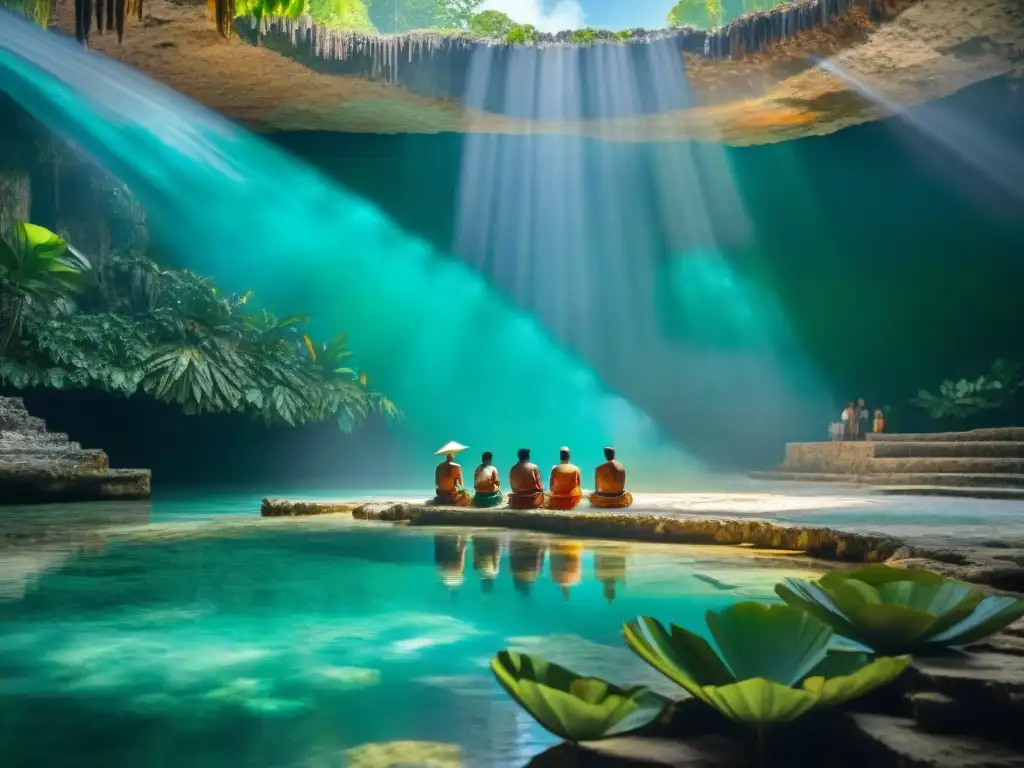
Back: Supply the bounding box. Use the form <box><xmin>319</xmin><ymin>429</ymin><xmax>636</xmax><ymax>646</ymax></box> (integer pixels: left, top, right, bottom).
<box><xmin>455</xmin><ymin>37</ymin><xmax>830</xmax><ymax>467</ymax></box>
<box><xmin>0</xmin><ymin>10</ymin><xmax>697</xmax><ymax>480</ymax></box>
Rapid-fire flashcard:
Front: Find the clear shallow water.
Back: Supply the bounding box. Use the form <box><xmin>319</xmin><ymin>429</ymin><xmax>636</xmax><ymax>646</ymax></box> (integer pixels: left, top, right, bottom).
<box><xmin>0</xmin><ymin>498</ymin><xmax>817</xmax><ymax>768</ymax></box>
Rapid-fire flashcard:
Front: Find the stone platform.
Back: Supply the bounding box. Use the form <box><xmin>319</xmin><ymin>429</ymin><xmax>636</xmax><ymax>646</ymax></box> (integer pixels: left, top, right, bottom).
<box><xmin>0</xmin><ymin>397</ymin><xmax>150</xmax><ymax>505</ymax></box>
<box><xmin>751</xmin><ymin>428</ymin><xmax>1024</xmax><ymax>496</ymax></box>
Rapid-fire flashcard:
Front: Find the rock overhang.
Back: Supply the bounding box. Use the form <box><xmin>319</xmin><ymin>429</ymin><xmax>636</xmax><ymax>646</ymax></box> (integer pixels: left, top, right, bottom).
<box><xmin>40</xmin><ymin>0</ymin><xmax>1024</xmax><ymax>144</ymax></box>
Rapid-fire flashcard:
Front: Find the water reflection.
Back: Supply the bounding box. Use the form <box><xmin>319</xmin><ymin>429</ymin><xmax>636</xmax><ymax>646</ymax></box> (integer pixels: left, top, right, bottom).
<box><xmin>594</xmin><ymin>548</ymin><xmax>628</xmax><ymax>603</ymax></box>
<box><xmin>471</xmin><ymin>535</ymin><xmax>502</xmax><ymax>594</ymax></box>
<box><xmin>508</xmin><ymin>538</ymin><xmax>546</xmax><ymax>597</ymax></box>
<box><xmin>433</xmin><ymin>534</ymin><xmax>467</xmax><ymax>588</ymax></box>
<box><xmin>549</xmin><ymin>541</ymin><xmax>584</xmax><ymax>601</ymax></box>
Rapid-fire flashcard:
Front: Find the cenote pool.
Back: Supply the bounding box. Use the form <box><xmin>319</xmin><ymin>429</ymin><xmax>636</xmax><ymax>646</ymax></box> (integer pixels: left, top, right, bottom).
<box><xmin>0</xmin><ymin>496</ymin><xmax>820</xmax><ymax>767</ymax></box>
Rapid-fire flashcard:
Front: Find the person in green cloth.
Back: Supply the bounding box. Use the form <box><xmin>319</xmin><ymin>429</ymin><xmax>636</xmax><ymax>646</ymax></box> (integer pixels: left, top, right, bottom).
<box><xmin>472</xmin><ymin>451</ymin><xmax>504</xmax><ymax>508</ymax></box>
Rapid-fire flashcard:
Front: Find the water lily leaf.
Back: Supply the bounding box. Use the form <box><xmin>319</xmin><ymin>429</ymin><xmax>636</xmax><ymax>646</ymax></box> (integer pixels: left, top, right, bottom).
<box><xmin>700</xmin><ymin>677</ymin><xmax>818</xmax><ymax>725</ymax></box>
<box><xmin>490</xmin><ymin>651</ymin><xmax>666</xmax><ymax>742</ymax></box>
<box><xmin>928</xmin><ymin>595</ymin><xmax>1024</xmax><ymax>648</ymax></box>
<box><xmin>801</xmin><ymin>654</ymin><xmax>910</xmax><ymax>707</ymax></box>
<box><xmin>622</xmin><ymin>616</ymin><xmax>733</xmax><ymax>702</ymax></box>
<box><xmin>706</xmin><ymin>603</ymin><xmax>830</xmax><ymax>687</ymax></box>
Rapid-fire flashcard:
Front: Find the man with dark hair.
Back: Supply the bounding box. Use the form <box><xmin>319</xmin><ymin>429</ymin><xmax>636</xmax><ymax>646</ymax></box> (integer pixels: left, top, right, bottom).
<box><xmin>589</xmin><ymin>445</ymin><xmax>633</xmax><ymax>509</ymax></box>
<box><xmin>547</xmin><ymin>446</ymin><xmax>583</xmax><ymax>510</ymax></box>
<box><xmin>472</xmin><ymin>451</ymin><xmax>504</xmax><ymax>508</ymax></box>
<box><xmin>508</xmin><ymin>448</ymin><xmax>544</xmax><ymax>509</ymax></box>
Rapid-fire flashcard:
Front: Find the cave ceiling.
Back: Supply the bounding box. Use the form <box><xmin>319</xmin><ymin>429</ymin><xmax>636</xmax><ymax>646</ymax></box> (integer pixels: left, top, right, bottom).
<box><xmin>45</xmin><ymin>0</ymin><xmax>1024</xmax><ymax>145</ymax></box>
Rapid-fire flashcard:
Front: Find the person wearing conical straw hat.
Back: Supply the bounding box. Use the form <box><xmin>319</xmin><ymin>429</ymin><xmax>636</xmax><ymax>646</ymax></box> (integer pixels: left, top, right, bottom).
<box><xmin>432</xmin><ymin>441</ymin><xmax>472</xmax><ymax>506</ymax></box>
<box><xmin>549</xmin><ymin>540</ymin><xmax>584</xmax><ymax>600</ymax></box>
<box><xmin>588</xmin><ymin>446</ymin><xmax>633</xmax><ymax>510</ymax></box>
<box><xmin>471</xmin><ymin>451</ymin><xmax>504</xmax><ymax>508</ymax></box>
<box><xmin>545</xmin><ymin>447</ymin><xmax>583</xmax><ymax>510</ymax></box>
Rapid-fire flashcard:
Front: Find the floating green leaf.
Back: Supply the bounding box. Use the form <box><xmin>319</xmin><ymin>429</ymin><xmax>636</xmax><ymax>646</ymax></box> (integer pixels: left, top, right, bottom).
<box><xmin>776</xmin><ymin>565</ymin><xmax>1024</xmax><ymax>654</ymax></box>
<box><xmin>490</xmin><ymin>650</ymin><xmax>667</xmax><ymax>742</ymax></box>
<box><xmin>623</xmin><ymin>602</ymin><xmax>909</xmax><ymax>727</ymax></box>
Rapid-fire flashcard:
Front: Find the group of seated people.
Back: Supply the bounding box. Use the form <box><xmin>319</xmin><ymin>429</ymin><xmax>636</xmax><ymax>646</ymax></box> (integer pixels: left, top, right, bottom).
<box><xmin>433</xmin><ymin>446</ymin><xmax>633</xmax><ymax>510</ymax></box>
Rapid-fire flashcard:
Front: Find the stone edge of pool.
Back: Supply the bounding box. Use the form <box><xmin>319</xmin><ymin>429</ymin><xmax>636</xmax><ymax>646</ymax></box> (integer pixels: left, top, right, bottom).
<box><xmin>260</xmin><ymin>498</ymin><xmax>1024</xmax><ymax>593</ymax></box>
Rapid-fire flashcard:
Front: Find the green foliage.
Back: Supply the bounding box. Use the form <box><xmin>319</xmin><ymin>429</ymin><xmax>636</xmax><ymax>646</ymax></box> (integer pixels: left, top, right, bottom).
<box><xmin>234</xmin><ymin>0</ymin><xmax>306</xmax><ymax>21</ymax></box>
<box><xmin>566</xmin><ymin>27</ymin><xmax>599</xmax><ymax>44</ymax></box>
<box><xmin>910</xmin><ymin>359</ymin><xmax>1022</xmax><ymax>420</ymax></box>
<box><xmin>776</xmin><ymin>566</ymin><xmax>1024</xmax><ymax>655</ymax></box>
<box><xmin>468</xmin><ymin>9</ymin><xmax>513</xmax><ymax>37</ymax></box>
<box><xmin>0</xmin><ymin>221</ymin><xmax>92</xmax><ymax>355</ymax></box>
<box><xmin>0</xmin><ymin>225</ymin><xmax>398</xmax><ymax>430</ymax></box>
<box><xmin>306</xmin><ymin>0</ymin><xmax>376</xmax><ymax>31</ymax></box>
<box><xmin>435</xmin><ymin>0</ymin><xmax>480</xmax><ymax>29</ymax></box>
<box><xmin>667</xmin><ymin>0</ymin><xmax>724</xmax><ymax>28</ymax></box>
<box><xmin>504</xmin><ymin>23</ymin><xmax>540</xmax><ymax>44</ymax></box>
<box><xmin>490</xmin><ymin>650</ymin><xmax>667</xmax><ymax>741</ymax></box>
<box><xmin>363</xmin><ymin>0</ymin><xmax>445</xmax><ymax>32</ymax></box>
<box><xmin>623</xmin><ymin>603</ymin><xmax>910</xmax><ymax>726</ymax></box>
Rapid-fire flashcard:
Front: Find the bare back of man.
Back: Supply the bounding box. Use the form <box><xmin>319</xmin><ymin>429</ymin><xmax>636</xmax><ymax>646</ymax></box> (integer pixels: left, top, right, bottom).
<box><xmin>595</xmin><ymin>460</ymin><xmax>626</xmax><ymax>496</ymax></box>
<box><xmin>435</xmin><ymin>460</ymin><xmax>464</xmax><ymax>494</ymax></box>
<box><xmin>510</xmin><ymin>462</ymin><xmax>543</xmax><ymax>494</ymax></box>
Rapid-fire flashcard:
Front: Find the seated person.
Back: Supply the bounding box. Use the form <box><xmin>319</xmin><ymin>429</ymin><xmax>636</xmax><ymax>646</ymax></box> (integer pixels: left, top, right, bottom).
<box><xmin>507</xmin><ymin>448</ymin><xmax>545</xmax><ymax>509</ymax></box>
<box><xmin>433</xmin><ymin>452</ymin><xmax>471</xmax><ymax>506</ymax></box>
<box><xmin>588</xmin><ymin>446</ymin><xmax>633</xmax><ymax>509</ymax></box>
<box><xmin>472</xmin><ymin>451</ymin><xmax>504</xmax><ymax>508</ymax></box>
<box><xmin>546</xmin><ymin>447</ymin><xmax>583</xmax><ymax>510</ymax></box>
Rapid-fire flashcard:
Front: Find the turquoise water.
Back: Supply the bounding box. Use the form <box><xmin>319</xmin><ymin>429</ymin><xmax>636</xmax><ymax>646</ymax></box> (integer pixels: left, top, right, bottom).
<box><xmin>0</xmin><ymin>496</ymin><xmax>815</xmax><ymax>767</ymax></box>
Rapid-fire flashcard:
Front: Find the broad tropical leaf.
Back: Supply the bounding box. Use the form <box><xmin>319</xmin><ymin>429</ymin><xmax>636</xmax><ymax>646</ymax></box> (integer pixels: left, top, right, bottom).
<box><xmin>623</xmin><ymin>602</ymin><xmax>909</xmax><ymax>727</ymax></box>
<box><xmin>776</xmin><ymin>566</ymin><xmax>1024</xmax><ymax>654</ymax></box>
<box><xmin>490</xmin><ymin>651</ymin><xmax>667</xmax><ymax>742</ymax></box>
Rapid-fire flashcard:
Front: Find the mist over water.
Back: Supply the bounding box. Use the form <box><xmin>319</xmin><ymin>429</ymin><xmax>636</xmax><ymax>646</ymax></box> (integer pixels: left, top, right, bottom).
<box><xmin>0</xmin><ymin>11</ymin><xmax>698</xmax><ymax>482</ymax></box>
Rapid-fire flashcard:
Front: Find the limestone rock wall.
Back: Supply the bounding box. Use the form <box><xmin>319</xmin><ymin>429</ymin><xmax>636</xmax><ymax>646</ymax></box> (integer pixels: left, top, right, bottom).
<box><xmin>0</xmin><ymin>396</ymin><xmax>151</xmax><ymax>504</ymax></box>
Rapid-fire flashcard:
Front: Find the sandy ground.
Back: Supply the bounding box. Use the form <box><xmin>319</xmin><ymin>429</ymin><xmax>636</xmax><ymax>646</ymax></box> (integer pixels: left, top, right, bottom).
<box><xmin>44</xmin><ymin>0</ymin><xmax>1024</xmax><ymax>144</ymax></box>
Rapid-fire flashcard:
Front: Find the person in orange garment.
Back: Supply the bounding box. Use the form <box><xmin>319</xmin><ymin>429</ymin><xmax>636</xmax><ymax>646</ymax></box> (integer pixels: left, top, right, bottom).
<box><xmin>433</xmin><ymin>450</ymin><xmax>471</xmax><ymax>506</ymax></box>
<box><xmin>507</xmin><ymin>448</ymin><xmax>545</xmax><ymax>509</ymax></box>
<box><xmin>588</xmin><ymin>446</ymin><xmax>633</xmax><ymax>509</ymax></box>
<box><xmin>546</xmin><ymin>447</ymin><xmax>584</xmax><ymax>510</ymax></box>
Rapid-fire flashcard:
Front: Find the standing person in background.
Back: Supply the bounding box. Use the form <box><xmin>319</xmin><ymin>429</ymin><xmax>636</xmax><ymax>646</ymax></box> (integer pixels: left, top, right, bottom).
<box><xmin>841</xmin><ymin>401</ymin><xmax>858</xmax><ymax>441</ymax></box>
<box><xmin>858</xmin><ymin>398</ymin><xmax>871</xmax><ymax>439</ymax></box>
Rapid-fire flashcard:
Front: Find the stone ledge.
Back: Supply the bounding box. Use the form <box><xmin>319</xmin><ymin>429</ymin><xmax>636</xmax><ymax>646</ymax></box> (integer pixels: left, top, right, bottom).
<box><xmin>349</xmin><ymin>502</ymin><xmax>903</xmax><ymax>562</ymax></box>
<box><xmin>0</xmin><ymin>467</ymin><xmax>151</xmax><ymax>504</ymax></box>
<box><xmin>750</xmin><ymin>471</ymin><xmax>1024</xmax><ymax>490</ymax></box>
<box><xmin>260</xmin><ymin>498</ymin><xmax>358</xmax><ymax>517</ymax></box>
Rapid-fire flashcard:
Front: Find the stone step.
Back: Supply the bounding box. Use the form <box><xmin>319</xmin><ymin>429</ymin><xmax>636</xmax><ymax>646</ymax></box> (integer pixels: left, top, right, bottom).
<box><xmin>0</xmin><ymin>414</ymin><xmax>46</xmax><ymax>433</ymax></box>
<box><xmin>0</xmin><ymin>448</ymin><xmax>109</xmax><ymax>472</ymax></box>
<box><xmin>0</xmin><ymin>430</ymin><xmax>72</xmax><ymax>444</ymax></box>
<box><xmin>0</xmin><ymin>467</ymin><xmax>150</xmax><ymax>504</ymax></box>
<box><xmin>873</xmin><ymin>441</ymin><xmax>1024</xmax><ymax>458</ymax></box>
<box><xmin>870</xmin><ymin>427</ymin><xmax>1024</xmax><ymax>443</ymax></box>
<box><xmin>750</xmin><ymin>471</ymin><xmax>1024</xmax><ymax>489</ymax></box>
<box><xmin>0</xmin><ymin>440</ymin><xmax>81</xmax><ymax>452</ymax></box>
<box><xmin>847</xmin><ymin>713</ymin><xmax>1022</xmax><ymax>767</ymax></box>
<box><xmin>870</xmin><ymin>457</ymin><xmax>1024</xmax><ymax>474</ymax></box>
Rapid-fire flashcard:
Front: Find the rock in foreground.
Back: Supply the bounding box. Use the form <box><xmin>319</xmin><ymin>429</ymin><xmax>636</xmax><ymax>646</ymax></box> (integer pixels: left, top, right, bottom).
<box><xmin>0</xmin><ymin>397</ymin><xmax>150</xmax><ymax>505</ymax></box>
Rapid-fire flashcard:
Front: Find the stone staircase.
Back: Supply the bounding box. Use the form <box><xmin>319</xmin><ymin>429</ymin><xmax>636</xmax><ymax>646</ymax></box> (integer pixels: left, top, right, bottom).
<box><xmin>751</xmin><ymin>427</ymin><xmax>1024</xmax><ymax>497</ymax></box>
<box><xmin>0</xmin><ymin>396</ymin><xmax>150</xmax><ymax>504</ymax></box>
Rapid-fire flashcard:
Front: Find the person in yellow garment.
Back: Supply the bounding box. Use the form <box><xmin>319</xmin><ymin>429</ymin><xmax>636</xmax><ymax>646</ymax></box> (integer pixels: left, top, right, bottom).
<box><xmin>508</xmin><ymin>448</ymin><xmax>545</xmax><ymax>509</ymax></box>
<box><xmin>546</xmin><ymin>446</ymin><xmax>583</xmax><ymax>510</ymax></box>
<box><xmin>588</xmin><ymin>446</ymin><xmax>633</xmax><ymax>509</ymax></box>
<box><xmin>432</xmin><ymin>441</ymin><xmax>471</xmax><ymax>506</ymax></box>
